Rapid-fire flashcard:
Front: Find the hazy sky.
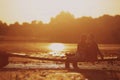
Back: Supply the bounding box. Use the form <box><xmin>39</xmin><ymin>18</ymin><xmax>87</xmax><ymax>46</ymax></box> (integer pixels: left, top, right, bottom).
<box><xmin>0</xmin><ymin>0</ymin><xmax>120</xmax><ymax>24</ymax></box>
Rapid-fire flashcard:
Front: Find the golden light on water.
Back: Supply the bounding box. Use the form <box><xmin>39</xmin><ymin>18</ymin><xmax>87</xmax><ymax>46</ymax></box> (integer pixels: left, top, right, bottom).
<box><xmin>48</xmin><ymin>43</ymin><xmax>65</xmax><ymax>56</ymax></box>
<box><xmin>49</xmin><ymin>43</ymin><xmax>65</xmax><ymax>52</ymax></box>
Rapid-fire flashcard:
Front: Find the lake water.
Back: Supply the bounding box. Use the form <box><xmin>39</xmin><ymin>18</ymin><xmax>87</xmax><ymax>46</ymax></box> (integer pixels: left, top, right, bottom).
<box><xmin>0</xmin><ymin>41</ymin><xmax>120</xmax><ymax>80</ymax></box>
<box><xmin>0</xmin><ymin>41</ymin><xmax>120</xmax><ymax>61</ymax></box>
<box><xmin>0</xmin><ymin>41</ymin><xmax>120</xmax><ymax>53</ymax></box>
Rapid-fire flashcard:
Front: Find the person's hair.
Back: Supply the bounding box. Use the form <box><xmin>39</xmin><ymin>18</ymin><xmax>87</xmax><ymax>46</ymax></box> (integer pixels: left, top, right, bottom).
<box><xmin>79</xmin><ymin>34</ymin><xmax>87</xmax><ymax>42</ymax></box>
<box><xmin>88</xmin><ymin>34</ymin><xmax>94</xmax><ymax>39</ymax></box>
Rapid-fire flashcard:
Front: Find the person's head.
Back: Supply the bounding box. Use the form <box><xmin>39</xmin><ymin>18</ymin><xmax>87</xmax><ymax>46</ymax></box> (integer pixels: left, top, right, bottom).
<box><xmin>87</xmin><ymin>34</ymin><xmax>95</xmax><ymax>42</ymax></box>
<box><xmin>80</xmin><ymin>34</ymin><xmax>87</xmax><ymax>42</ymax></box>
<box><xmin>88</xmin><ymin>34</ymin><xmax>94</xmax><ymax>39</ymax></box>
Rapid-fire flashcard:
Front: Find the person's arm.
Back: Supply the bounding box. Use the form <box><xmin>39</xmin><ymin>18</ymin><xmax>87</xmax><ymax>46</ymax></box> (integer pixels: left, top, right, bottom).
<box><xmin>96</xmin><ymin>44</ymin><xmax>104</xmax><ymax>60</ymax></box>
<box><xmin>98</xmin><ymin>49</ymin><xmax>104</xmax><ymax>60</ymax></box>
<box><xmin>76</xmin><ymin>43</ymin><xmax>80</xmax><ymax>53</ymax></box>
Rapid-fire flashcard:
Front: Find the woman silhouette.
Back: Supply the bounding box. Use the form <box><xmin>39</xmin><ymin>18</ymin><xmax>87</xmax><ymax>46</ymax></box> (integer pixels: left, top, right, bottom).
<box><xmin>65</xmin><ymin>34</ymin><xmax>88</xmax><ymax>69</ymax></box>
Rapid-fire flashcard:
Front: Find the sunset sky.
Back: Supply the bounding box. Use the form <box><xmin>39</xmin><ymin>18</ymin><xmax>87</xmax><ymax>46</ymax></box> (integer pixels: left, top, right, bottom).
<box><xmin>0</xmin><ymin>0</ymin><xmax>120</xmax><ymax>24</ymax></box>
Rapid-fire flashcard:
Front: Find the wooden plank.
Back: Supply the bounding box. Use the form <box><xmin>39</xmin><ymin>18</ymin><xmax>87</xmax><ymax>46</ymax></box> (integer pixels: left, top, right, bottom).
<box><xmin>8</xmin><ymin>53</ymin><xmax>66</xmax><ymax>62</ymax></box>
<box><xmin>8</xmin><ymin>53</ymin><xmax>120</xmax><ymax>62</ymax></box>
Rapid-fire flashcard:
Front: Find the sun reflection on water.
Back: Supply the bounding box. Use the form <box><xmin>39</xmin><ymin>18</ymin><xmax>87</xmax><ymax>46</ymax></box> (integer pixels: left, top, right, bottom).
<box><xmin>48</xmin><ymin>43</ymin><xmax>65</xmax><ymax>56</ymax></box>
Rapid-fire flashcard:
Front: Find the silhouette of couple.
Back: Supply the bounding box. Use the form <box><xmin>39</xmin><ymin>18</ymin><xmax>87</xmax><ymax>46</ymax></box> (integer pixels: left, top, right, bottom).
<box><xmin>65</xmin><ymin>34</ymin><xmax>103</xmax><ymax>69</ymax></box>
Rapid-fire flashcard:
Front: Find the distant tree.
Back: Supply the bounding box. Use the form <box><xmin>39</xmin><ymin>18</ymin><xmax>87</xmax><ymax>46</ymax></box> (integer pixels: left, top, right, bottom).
<box><xmin>0</xmin><ymin>21</ymin><xmax>8</xmax><ymax>35</ymax></box>
<box><xmin>50</xmin><ymin>11</ymin><xmax>75</xmax><ymax>25</ymax></box>
<box><xmin>22</xmin><ymin>22</ymin><xmax>30</xmax><ymax>27</ymax></box>
<box><xmin>14</xmin><ymin>22</ymin><xmax>21</xmax><ymax>27</ymax></box>
<box><xmin>0</xmin><ymin>12</ymin><xmax>120</xmax><ymax>43</ymax></box>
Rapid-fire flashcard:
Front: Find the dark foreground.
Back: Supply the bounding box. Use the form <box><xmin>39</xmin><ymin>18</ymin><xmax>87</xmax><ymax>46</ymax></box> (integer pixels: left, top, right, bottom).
<box><xmin>69</xmin><ymin>69</ymin><xmax>120</xmax><ymax>80</ymax></box>
<box><xmin>0</xmin><ymin>68</ymin><xmax>120</xmax><ymax>80</ymax></box>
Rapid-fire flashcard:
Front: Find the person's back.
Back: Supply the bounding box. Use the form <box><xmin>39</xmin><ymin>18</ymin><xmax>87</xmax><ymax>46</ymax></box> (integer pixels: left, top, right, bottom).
<box><xmin>87</xmin><ymin>34</ymin><xmax>103</xmax><ymax>61</ymax></box>
<box><xmin>87</xmin><ymin>40</ymin><xmax>98</xmax><ymax>61</ymax></box>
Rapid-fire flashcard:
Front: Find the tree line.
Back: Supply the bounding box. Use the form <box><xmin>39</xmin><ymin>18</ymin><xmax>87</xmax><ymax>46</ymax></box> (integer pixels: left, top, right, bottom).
<box><xmin>0</xmin><ymin>12</ymin><xmax>120</xmax><ymax>44</ymax></box>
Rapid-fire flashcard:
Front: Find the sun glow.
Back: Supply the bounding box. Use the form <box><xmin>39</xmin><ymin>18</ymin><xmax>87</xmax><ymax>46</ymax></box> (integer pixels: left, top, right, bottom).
<box><xmin>49</xmin><ymin>43</ymin><xmax>65</xmax><ymax>52</ymax></box>
<box><xmin>48</xmin><ymin>43</ymin><xmax>65</xmax><ymax>56</ymax></box>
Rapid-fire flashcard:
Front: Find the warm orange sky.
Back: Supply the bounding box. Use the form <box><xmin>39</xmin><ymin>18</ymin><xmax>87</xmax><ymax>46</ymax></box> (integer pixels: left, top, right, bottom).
<box><xmin>0</xmin><ymin>0</ymin><xmax>120</xmax><ymax>24</ymax></box>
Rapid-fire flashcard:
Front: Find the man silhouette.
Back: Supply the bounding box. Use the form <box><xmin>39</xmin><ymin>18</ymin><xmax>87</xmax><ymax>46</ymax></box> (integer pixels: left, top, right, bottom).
<box><xmin>86</xmin><ymin>34</ymin><xmax>103</xmax><ymax>62</ymax></box>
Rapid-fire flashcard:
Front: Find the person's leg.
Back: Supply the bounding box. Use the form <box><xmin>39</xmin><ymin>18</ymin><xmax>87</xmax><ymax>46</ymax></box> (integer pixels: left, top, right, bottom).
<box><xmin>65</xmin><ymin>61</ymin><xmax>70</xmax><ymax>69</ymax></box>
<box><xmin>72</xmin><ymin>61</ymin><xmax>79</xmax><ymax>69</ymax></box>
<box><xmin>65</xmin><ymin>55</ymin><xmax>71</xmax><ymax>69</ymax></box>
